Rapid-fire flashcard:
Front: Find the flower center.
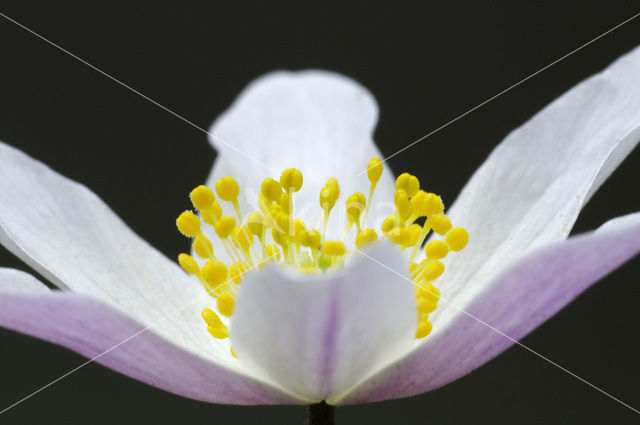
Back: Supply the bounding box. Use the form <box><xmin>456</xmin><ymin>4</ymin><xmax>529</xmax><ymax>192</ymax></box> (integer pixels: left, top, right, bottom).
<box><xmin>176</xmin><ymin>158</ymin><xmax>469</xmax><ymax>357</ymax></box>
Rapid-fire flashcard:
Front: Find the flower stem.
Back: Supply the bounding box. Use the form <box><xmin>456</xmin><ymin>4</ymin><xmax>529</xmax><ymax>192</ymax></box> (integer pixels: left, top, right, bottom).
<box><xmin>308</xmin><ymin>401</ymin><xmax>334</xmax><ymax>425</ymax></box>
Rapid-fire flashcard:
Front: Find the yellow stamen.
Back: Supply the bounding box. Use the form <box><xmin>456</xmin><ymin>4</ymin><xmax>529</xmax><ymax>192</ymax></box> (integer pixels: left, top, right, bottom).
<box><xmin>446</xmin><ymin>227</ymin><xmax>470</xmax><ymax>251</ymax></box>
<box><xmin>355</xmin><ymin>229</ymin><xmax>378</xmax><ymax>249</ymax></box>
<box><xmin>193</xmin><ymin>235</ymin><xmax>215</xmax><ymax>260</ymax></box>
<box><xmin>190</xmin><ymin>185</ymin><xmax>216</xmax><ymax>211</ymax></box>
<box><xmin>261</xmin><ymin>177</ymin><xmax>283</xmax><ymax>203</ymax></box>
<box><xmin>176</xmin><ymin>211</ymin><xmax>201</xmax><ymax>237</ymax></box>
<box><xmin>395</xmin><ymin>172</ymin><xmax>420</xmax><ymax>198</ymax></box>
<box><xmin>346</xmin><ymin>192</ymin><xmax>366</xmax><ymax>233</ymax></box>
<box><xmin>429</xmin><ymin>214</ymin><xmax>452</xmax><ymax>235</ymax></box>
<box><xmin>216</xmin><ymin>176</ymin><xmax>242</xmax><ymax>220</ymax></box>
<box><xmin>323</xmin><ymin>240</ymin><xmax>346</xmax><ymax>257</ymax></box>
<box><xmin>178</xmin><ymin>253</ymin><xmax>199</xmax><ymax>275</ymax></box>
<box><xmin>425</xmin><ymin>240</ymin><xmax>449</xmax><ymax>259</ymax></box>
<box><xmin>362</xmin><ymin>158</ymin><xmax>383</xmax><ymax>227</ymax></box>
<box><xmin>217</xmin><ymin>293</ymin><xmax>235</xmax><ymax>317</ymax></box>
<box><xmin>175</xmin><ymin>158</ymin><xmax>470</xmax><ymax>347</ymax></box>
<box><xmin>202</xmin><ymin>260</ymin><xmax>228</xmax><ymax>288</ymax></box>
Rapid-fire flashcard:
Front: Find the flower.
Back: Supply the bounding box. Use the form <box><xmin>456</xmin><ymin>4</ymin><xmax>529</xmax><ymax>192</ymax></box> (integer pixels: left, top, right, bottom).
<box><xmin>1</xmin><ymin>45</ymin><xmax>639</xmax><ymax>407</ymax></box>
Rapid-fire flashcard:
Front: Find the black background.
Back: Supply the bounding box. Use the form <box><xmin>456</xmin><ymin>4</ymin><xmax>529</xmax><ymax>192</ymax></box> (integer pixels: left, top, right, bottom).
<box><xmin>1</xmin><ymin>1</ymin><xmax>639</xmax><ymax>424</ymax></box>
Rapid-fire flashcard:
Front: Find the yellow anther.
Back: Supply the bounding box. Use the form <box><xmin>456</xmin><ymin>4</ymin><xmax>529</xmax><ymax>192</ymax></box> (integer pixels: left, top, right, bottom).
<box><xmin>229</xmin><ymin>262</ymin><xmax>248</xmax><ymax>284</ymax></box>
<box><xmin>232</xmin><ymin>225</ymin><xmax>253</xmax><ymax>251</ymax></box>
<box><xmin>388</xmin><ymin>227</ymin><xmax>408</xmax><ymax>246</ymax></box>
<box><xmin>323</xmin><ymin>240</ymin><xmax>346</xmax><ymax>256</ymax></box>
<box><xmin>424</xmin><ymin>193</ymin><xmax>444</xmax><ymax>217</ymax></box>
<box><xmin>215</xmin><ymin>176</ymin><xmax>240</xmax><ymax>202</ymax></box>
<box><xmin>278</xmin><ymin>192</ymin><xmax>291</xmax><ymax>214</ymax></box>
<box><xmin>421</xmin><ymin>260</ymin><xmax>445</xmax><ymax>281</ymax></box>
<box><xmin>261</xmin><ymin>178</ymin><xmax>283</xmax><ymax>203</ymax></box>
<box><xmin>412</xmin><ymin>191</ymin><xmax>444</xmax><ymax>217</ymax></box>
<box><xmin>190</xmin><ymin>185</ymin><xmax>216</xmax><ymax>211</ymax></box>
<box><xmin>201</xmin><ymin>202</ymin><xmax>223</xmax><ymax>225</ymax></box>
<box><xmin>446</xmin><ymin>227</ymin><xmax>469</xmax><ymax>251</ymax></box>
<box><xmin>294</xmin><ymin>220</ymin><xmax>308</xmax><ymax>245</ymax></box>
<box><xmin>402</xmin><ymin>224</ymin><xmax>423</xmax><ymax>248</ymax></box>
<box><xmin>230</xmin><ymin>347</ymin><xmax>238</xmax><ymax>359</ymax></box>
<box><xmin>201</xmin><ymin>308</ymin><xmax>223</xmax><ymax>327</ymax></box>
<box><xmin>193</xmin><ymin>235</ymin><xmax>214</xmax><ymax>259</ymax></box>
<box><xmin>176</xmin><ymin>211</ymin><xmax>201</xmax><ymax>237</ymax></box>
<box><xmin>355</xmin><ymin>228</ymin><xmax>378</xmax><ymax>249</ymax></box>
<box><xmin>280</xmin><ymin>168</ymin><xmax>303</xmax><ymax>193</ymax></box>
<box><xmin>247</xmin><ymin>212</ymin><xmax>264</xmax><ymax>236</ymax></box>
<box><xmin>275</xmin><ymin>212</ymin><xmax>292</xmax><ymax>235</ymax></box>
<box><xmin>178</xmin><ymin>253</ymin><xmax>200</xmax><ymax>275</ymax></box>
<box><xmin>272</xmin><ymin>227</ymin><xmax>285</xmax><ymax>246</ymax></box>
<box><xmin>394</xmin><ymin>190</ymin><xmax>412</xmax><ymax>219</ymax></box>
<box><xmin>305</xmin><ymin>229</ymin><xmax>321</xmax><ymax>249</ymax></box>
<box><xmin>417</xmin><ymin>297</ymin><xmax>437</xmax><ymax>315</ymax></box>
<box><xmin>418</xmin><ymin>282</ymin><xmax>440</xmax><ymax>301</ymax></box>
<box><xmin>207</xmin><ymin>325</ymin><xmax>229</xmax><ymax>339</ymax></box>
<box><xmin>295</xmin><ymin>228</ymin><xmax>309</xmax><ymax>246</ymax></box>
<box><xmin>201</xmin><ymin>260</ymin><xmax>228</xmax><ymax>286</ymax></box>
<box><xmin>367</xmin><ymin>158</ymin><xmax>383</xmax><ymax>183</ymax></box>
<box><xmin>425</xmin><ymin>240</ymin><xmax>449</xmax><ymax>259</ymax></box>
<box><xmin>326</xmin><ymin>177</ymin><xmax>340</xmax><ymax>199</ymax></box>
<box><xmin>429</xmin><ymin>214</ymin><xmax>452</xmax><ymax>235</ymax></box>
<box><xmin>382</xmin><ymin>216</ymin><xmax>396</xmax><ymax>234</ymax></box>
<box><xmin>395</xmin><ymin>173</ymin><xmax>420</xmax><ymax>198</ymax></box>
<box><xmin>319</xmin><ymin>186</ymin><xmax>336</xmax><ymax>211</ymax></box>
<box><xmin>266</xmin><ymin>244</ymin><xmax>281</xmax><ymax>261</ymax></box>
<box><xmin>268</xmin><ymin>202</ymin><xmax>283</xmax><ymax>218</ymax></box>
<box><xmin>177</xmin><ymin>157</ymin><xmax>467</xmax><ymax>346</ymax></box>
<box><xmin>214</xmin><ymin>215</ymin><xmax>236</xmax><ymax>239</ymax></box>
<box><xmin>346</xmin><ymin>193</ymin><xmax>366</xmax><ymax>221</ymax></box>
<box><xmin>217</xmin><ymin>293</ymin><xmax>235</xmax><ymax>317</ymax></box>
<box><xmin>415</xmin><ymin>319</ymin><xmax>433</xmax><ymax>339</ymax></box>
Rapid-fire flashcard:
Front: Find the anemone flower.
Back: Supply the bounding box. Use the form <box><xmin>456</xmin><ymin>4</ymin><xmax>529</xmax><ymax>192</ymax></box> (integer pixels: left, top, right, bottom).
<box><xmin>1</xmin><ymin>45</ymin><xmax>640</xmax><ymax>425</ymax></box>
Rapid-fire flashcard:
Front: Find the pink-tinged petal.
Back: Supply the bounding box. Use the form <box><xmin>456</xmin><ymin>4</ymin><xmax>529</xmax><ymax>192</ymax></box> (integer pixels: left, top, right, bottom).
<box><xmin>231</xmin><ymin>242</ymin><xmax>416</xmax><ymax>403</ymax></box>
<box><xmin>205</xmin><ymin>71</ymin><xmax>396</xmax><ymax>240</ymax></box>
<box><xmin>0</xmin><ymin>268</ymin><xmax>303</xmax><ymax>405</ymax></box>
<box><xmin>0</xmin><ymin>141</ymin><xmax>229</xmax><ymax>365</ymax></box>
<box><xmin>439</xmin><ymin>46</ymin><xmax>640</xmax><ymax>320</ymax></box>
<box><xmin>341</xmin><ymin>212</ymin><xmax>640</xmax><ymax>404</ymax></box>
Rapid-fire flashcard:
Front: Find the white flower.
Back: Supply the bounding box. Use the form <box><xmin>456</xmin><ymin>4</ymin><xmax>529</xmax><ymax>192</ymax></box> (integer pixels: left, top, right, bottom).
<box><xmin>1</xmin><ymin>46</ymin><xmax>639</xmax><ymax>407</ymax></box>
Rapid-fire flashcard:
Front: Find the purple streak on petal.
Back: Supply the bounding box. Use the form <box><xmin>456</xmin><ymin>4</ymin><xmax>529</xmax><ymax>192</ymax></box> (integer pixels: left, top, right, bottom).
<box><xmin>320</xmin><ymin>290</ymin><xmax>340</xmax><ymax>398</ymax></box>
<box><xmin>231</xmin><ymin>241</ymin><xmax>416</xmax><ymax>402</ymax></box>
<box><xmin>0</xmin><ymin>291</ymin><xmax>301</xmax><ymax>405</ymax></box>
<box><xmin>341</xmin><ymin>213</ymin><xmax>640</xmax><ymax>404</ymax></box>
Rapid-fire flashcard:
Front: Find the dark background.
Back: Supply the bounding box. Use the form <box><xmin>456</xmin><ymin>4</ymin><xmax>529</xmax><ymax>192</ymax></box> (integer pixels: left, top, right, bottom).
<box><xmin>1</xmin><ymin>1</ymin><xmax>639</xmax><ymax>424</ymax></box>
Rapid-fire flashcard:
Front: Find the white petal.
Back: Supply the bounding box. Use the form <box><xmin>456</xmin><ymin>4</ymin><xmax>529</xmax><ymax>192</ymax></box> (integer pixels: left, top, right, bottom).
<box><xmin>0</xmin><ymin>268</ymin><xmax>49</xmax><ymax>293</ymax></box>
<box><xmin>0</xmin><ymin>268</ymin><xmax>302</xmax><ymax>404</ymax></box>
<box><xmin>438</xmin><ymin>46</ymin><xmax>640</xmax><ymax>325</ymax></box>
<box><xmin>342</xmin><ymin>212</ymin><xmax>640</xmax><ymax>403</ymax></box>
<box><xmin>0</xmin><ymin>142</ymin><xmax>232</xmax><ymax>366</ymax></box>
<box><xmin>231</xmin><ymin>242</ymin><xmax>416</xmax><ymax>403</ymax></box>
<box><xmin>205</xmin><ymin>71</ymin><xmax>396</xmax><ymax>239</ymax></box>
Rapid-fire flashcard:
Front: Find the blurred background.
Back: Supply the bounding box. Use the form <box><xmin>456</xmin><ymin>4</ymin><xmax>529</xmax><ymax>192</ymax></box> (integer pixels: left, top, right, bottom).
<box><xmin>0</xmin><ymin>1</ymin><xmax>639</xmax><ymax>424</ymax></box>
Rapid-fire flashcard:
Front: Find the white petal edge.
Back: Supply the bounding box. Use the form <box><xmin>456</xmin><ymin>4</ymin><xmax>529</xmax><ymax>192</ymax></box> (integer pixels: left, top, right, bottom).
<box><xmin>341</xmin><ymin>212</ymin><xmax>640</xmax><ymax>403</ymax></box>
<box><xmin>435</xmin><ymin>46</ymin><xmax>640</xmax><ymax>329</ymax></box>
<box><xmin>0</xmin><ymin>142</ymin><xmax>234</xmax><ymax>367</ymax></box>
<box><xmin>231</xmin><ymin>241</ymin><xmax>416</xmax><ymax>403</ymax></box>
<box><xmin>204</xmin><ymin>70</ymin><xmax>396</xmax><ymax>249</ymax></box>
<box><xmin>0</xmin><ymin>268</ymin><xmax>303</xmax><ymax>405</ymax></box>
